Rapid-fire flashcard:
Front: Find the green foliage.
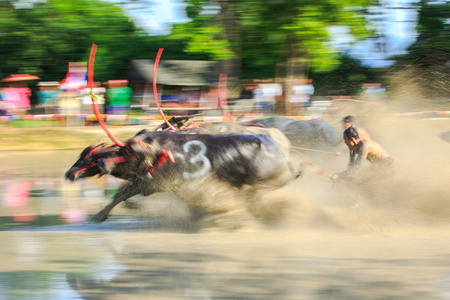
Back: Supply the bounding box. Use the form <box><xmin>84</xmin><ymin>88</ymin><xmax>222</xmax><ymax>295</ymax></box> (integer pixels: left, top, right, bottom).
<box><xmin>392</xmin><ymin>0</ymin><xmax>450</xmax><ymax>100</ymax></box>
<box><xmin>171</xmin><ymin>0</ymin><xmax>375</xmax><ymax>74</ymax></box>
<box><xmin>311</xmin><ymin>55</ymin><xmax>377</xmax><ymax>95</ymax></box>
<box><xmin>406</xmin><ymin>0</ymin><xmax>450</xmax><ymax>67</ymax></box>
<box><xmin>0</xmin><ymin>0</ymin><xmax>145</xmax><ymax>82</ymax></box>
<box><xmin>0</xmin><ymin>0</ymin><xmax>383</xmax><ymax>99</ymax></box>
<box><xmin>394</xmin><ymin>0</ymin><xmax>450</xmax><ymax>67</ymax></box>
<box><xmin>171</xmin><ymin>25</ymin><xmax>234</xmax><ymax>59</ymax></box>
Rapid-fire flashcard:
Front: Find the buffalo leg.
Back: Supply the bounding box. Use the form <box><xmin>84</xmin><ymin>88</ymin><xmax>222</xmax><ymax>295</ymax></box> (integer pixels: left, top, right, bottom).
<box><xmin>92</xmin><ymin>182</ymin><xmax>140</xmax><ymax>222</ymax></box>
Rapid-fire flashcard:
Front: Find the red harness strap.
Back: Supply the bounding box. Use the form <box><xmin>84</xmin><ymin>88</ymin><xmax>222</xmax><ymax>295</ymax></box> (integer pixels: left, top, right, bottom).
<box><xmin>101</xmin><ymin>154</ymin><xmax>132</xmax><ymax>165</ymax></box>
<box><xmin>68</xmin><ymin>162</ymin><xmax>99</xmax><ymax>178</ymax></box>
<box><xmin>129</xmin><ymin>138</ymin><xmax>175</xmax><ymax>176</ymax></box>
<box><xmin>97</xmin><ymin>139</ymin><xmax>175</xmax><ymax>179</ymax></box>
<box><xmin>149</xmin><ymin>149</ymin><xmax>175</xmax><ymax>176</ymax></box>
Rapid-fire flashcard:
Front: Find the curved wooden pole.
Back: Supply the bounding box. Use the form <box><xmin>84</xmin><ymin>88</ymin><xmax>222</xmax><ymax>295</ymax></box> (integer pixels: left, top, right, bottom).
<box><xmin>153</xmin><ymin>48</ymin><xmax>177</xmax><ymax>131</ymax></box>
<box><xmin>88</xmin><ymin>43</ymin><xmax>124</xmax><ymax>146</ymax></box>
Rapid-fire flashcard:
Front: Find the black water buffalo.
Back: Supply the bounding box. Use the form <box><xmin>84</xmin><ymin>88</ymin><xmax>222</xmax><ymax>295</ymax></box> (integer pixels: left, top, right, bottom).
<box><xmin>175</xmin><ymin>122</ymin><xmax>292</xmax><ymax>154</ymax></box>
<box><xmin>65</xmin><ymin>130</ymin><xmax>302</xmax><ymax>229</ymax></box>
<box><xmin>154</xmin><ymin>115</ymin><xmax>201</xmax><ymax>131</ymax></box>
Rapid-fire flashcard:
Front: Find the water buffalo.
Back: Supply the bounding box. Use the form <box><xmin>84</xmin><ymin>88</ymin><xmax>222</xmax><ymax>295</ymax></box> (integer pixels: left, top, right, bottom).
<box><xmin>154</xmin><ymin>115</ymin><xmax>201</xmax><ymax>131</ymax></box>
<box><xmin>155</xmin><ymin>118</ymin><xmax>292</xmax><ymax>154</ymax></box>
<box><xmin>65</xmin><ymin>130</ymin><xmax>302</xmax><ymax>229</ymax></box>
<box><xmin>175</xmin><ymin>122</ymin><xmax>292</xmax><ymax>154</ymax></box>
<box><xmin>240</xmin><ymin>116</ymin><xmax>341</xmax><ymax>148</ymax></box>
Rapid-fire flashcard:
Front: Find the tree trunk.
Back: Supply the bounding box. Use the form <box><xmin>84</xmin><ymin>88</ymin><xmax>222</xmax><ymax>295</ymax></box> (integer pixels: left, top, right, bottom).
<box><xmin>218</xmin><ymin>0</ymin><xmax>241</xmax><ymax>94</ymax></box>
<box><xmin>277</xmin><ymin>36</ymin><xmax>308</xmax><ymax>115</ymax></box>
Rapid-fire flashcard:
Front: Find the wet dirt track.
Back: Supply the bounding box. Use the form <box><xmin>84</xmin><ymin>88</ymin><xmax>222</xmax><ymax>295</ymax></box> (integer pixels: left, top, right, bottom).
<box><xmin>1</xmin><ymin>116</ymin><xmax>450</xmax><ymax>299</ymax></box>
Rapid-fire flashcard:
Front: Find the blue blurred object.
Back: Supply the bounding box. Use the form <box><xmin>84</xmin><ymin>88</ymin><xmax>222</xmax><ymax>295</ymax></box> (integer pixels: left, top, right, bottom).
<box><xmin>161</xmin><ymin>95</ymin><xmax>181</xmax><ymax>102</ymax></box>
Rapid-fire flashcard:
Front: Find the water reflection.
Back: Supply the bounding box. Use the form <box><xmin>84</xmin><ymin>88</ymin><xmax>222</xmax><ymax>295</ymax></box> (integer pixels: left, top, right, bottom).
<box><xmin>0</xmin><ymin>272</ymin><xmax>83</xmax><ymax>299</ymax></box>
<box><xmin>0</xmin><ymin>159</ymin><xmax>121</xmax><ymax>229</ymax></box>
<box><xmin>0</xmin><ymin>152</ymin><xmax>198</xmax><ymax>233</ymax></box>
<box><xmin>3</xmin><ymin>180</ymin><xmax>35</xmax><ymax>222</ymax></box>
<box><xmin>0</xmin><ymin>230</ymin><xmax>124</xmax><ymax>299</ymax></box>
<box><xmin>63</xmin><ymin>238</ymin><xmax>450</xmax><ymax>299</ymax></box>
<box><xmin>0</xmin><ymin>178</ymin><xmax>95</xmax><ymax>229</ymax></box>
<box><xmin>2</xmin><ymin>231</ymin><xmax>447</xmax><ymax>300</ymax></box>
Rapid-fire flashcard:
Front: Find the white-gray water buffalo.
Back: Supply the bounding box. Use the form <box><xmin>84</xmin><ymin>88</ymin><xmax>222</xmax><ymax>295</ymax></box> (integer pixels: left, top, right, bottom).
<box><xmin>240</xmin><ymin>116</ymin><xmax>341</xmax><ymax>149</ymax></box>
<box><xmin>65</xmin><ymin>130</ymin><xmax>302</xmax><ymax>229</ymax></box>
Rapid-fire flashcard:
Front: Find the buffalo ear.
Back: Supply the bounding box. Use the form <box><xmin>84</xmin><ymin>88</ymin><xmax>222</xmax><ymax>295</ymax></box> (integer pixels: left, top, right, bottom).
<box><xmin>96</xmin><ymin>145</ymin><xmax>120</xmax><ymax>156</ymax></box>
<box><xmin>81</xmin><ymin>144</ymin><xmax>96</xmax><ymax>157</ymax></box>
<box><xmin>81</xmin><ymin>143</ymin><xmax>107</xmax><ymax>156</ymax></box>
<box><xmin>87</xmin><ymin>139</ymin><xmax>105</xmax><ymax>149</ymax></box>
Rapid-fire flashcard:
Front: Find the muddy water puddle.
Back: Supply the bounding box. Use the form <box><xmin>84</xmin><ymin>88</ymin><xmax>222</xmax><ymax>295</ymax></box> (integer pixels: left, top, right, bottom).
<box><xmin>2</xmin><ymin>229</ymin><xmax>450</xmax><ymax>299</ymax></box>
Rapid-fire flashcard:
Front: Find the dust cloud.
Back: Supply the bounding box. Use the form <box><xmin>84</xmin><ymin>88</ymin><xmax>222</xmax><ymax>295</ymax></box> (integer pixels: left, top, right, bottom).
<box><xmin>125</xmin><ymin>107</ymin><xmax>450</xmax><ymax>236</ymax></box>
<box><xmin>269</xmin><ymin>101</ymin><xmax>450</xmax><ymax>236</ymax></box>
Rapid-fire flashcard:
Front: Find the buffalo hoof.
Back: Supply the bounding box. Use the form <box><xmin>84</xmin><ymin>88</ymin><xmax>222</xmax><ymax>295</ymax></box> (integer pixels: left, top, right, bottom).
<box><xmin>91</xmin><ymin>213</ymin><xmax>108</xmax><ymax>223</ymax></box>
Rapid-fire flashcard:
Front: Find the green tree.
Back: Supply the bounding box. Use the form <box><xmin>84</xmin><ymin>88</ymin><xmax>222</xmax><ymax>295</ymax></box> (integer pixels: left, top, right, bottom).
<box><xmin>408</xmin><ymin>0</ymin><xmax>450</xmax><ymax>67</ymax></box>
<box><xmin>391</xmin><ymin>0</ymin><xmax>449</xmax><ymax>104</ymax></box>
<box><xmin>0</xmin><ymin>0</ymin><xmax>147</xmax><ymax>82</ymax></box>
<box><xmin>170</xmin><ymin>0</ymin><xmax>375</xmax><ymax>80</ymax></box>
<box><xmin>311</xmin><ymin>54</ymin><xmax>377</xmax><ymax>96</ymax></box>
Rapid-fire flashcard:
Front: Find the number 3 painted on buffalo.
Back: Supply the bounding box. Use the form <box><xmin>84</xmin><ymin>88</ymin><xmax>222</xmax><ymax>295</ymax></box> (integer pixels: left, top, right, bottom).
<box><xmin>182</xmin><ymin>140</ymin><xmax>211</xmax><ymax>179</ymax></box>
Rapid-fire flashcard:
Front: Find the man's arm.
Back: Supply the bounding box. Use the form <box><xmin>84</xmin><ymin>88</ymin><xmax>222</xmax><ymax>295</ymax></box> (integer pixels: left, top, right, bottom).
<box><xmin>338</xmin><ymin>144</ymin><xmax>369</xmax><ymax>178</ymax></box>
<box><xmin>348</xmin><ymin>151</ymin><xmax>355</xmax><ymax>166</ymax></box>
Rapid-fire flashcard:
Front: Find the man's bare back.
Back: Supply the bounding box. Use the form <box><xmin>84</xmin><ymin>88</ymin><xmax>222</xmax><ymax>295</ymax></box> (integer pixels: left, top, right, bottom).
<box><xmin>333</xmin><ymin>127</ymin><xmax>393</xmax><ymax>180</ymax></box>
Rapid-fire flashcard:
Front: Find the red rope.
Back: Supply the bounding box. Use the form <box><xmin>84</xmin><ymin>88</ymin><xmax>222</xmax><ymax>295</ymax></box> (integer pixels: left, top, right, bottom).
<box><xmin>149</xmin><ymin>148</ymin><xmax>175</xmax><ymax>175</ymax></box>
<box><xmin>88</xmin><ymin>43</ymin><xmax>124</xmax><ymax>146</ymax></box>
<box><xmin>153</xmin><ymin>48</ymin><xmax>177</xmax><ymax>131</ymax></box>
<box><xmin>180</xmin><ymin>121</ymin><xmax>204</xmax><ymax>130</ymax></box>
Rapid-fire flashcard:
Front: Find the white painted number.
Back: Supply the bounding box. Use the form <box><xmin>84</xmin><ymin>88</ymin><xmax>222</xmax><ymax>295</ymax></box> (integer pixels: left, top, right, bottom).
<box><xmin>182</xmin><ymin>141</ymin><xmax>211</xmax><ymax>179</ymax></box>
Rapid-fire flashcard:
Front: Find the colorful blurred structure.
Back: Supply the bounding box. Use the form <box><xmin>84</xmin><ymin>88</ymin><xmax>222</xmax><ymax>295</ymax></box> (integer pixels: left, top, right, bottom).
<box><xmin>127</xmin><ymin>59</ymin><xmax>222</xmax><ymax>115</ymax></box>
<box><xmin>105</xmin><ymin>80</ymin><xmax>132</xmax><ymax>114</ymax></box>
<box><xmin>58</xmin><ymin>62</ymin><xmax>87</xmax><ymax>92</ymax></box>
<box><xmin>1</xmin><ymin>74</ymin><xmax>40</xmax><ymax>115</ymax></box>
<box><xmin>2</xmin><ymin>83</ymin><xmax>32</xmax><ymax>115</ymax></box>
<box><xmin>2</xmin><ymin>74</ymin><xmax>40</xmax><ymax>82</ymax></box>
<box><xmin>288</xmin><ymin>79</ymin><xmax>315</xmax><ymax>115</ymax></box>
<box><xmin>359</xmin><ymin>83</ymin><xmax>388</xmax><ymax>102</ymax></box>
<box><xmin>127</xmin><ymin>59</ymin><xmax>222</xmax><ymax>87</ymax></box>
<box><xmin>58</xmin><ymin>62</ymin><xmax>87</xmax><ymax>114</ymax></box>
<box><xmin>252</xmin><ymin>83</ymin><xmax>283</xmax><ymax>115</ymax></box>
<box><xmin>79</xmin><ymin>82</ymin><xmax>105</xmax><ymax>114</ymax></box>
<box><xmin>37</xmin><ymin>81</ymin><xmax>61</xmax><ymax>114</ymax></box>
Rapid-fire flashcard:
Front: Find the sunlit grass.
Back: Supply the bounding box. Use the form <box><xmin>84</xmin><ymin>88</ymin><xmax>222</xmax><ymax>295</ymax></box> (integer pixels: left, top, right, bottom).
<box><xmin>0</xmin><ymin>126</ymin><xmax>144</xmax><ymax>151</ymax></box>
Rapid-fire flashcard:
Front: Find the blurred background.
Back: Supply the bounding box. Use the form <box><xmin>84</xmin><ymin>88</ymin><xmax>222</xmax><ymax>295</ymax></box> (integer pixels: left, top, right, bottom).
<box><xmin>0</xmin><ymin>0</ymin><xmax>448</xmax><ymax>123</ymax></box>
<box><xmin>1</xmin><ymin>1</ymin><xmax>450</xmax><ymax>299</ymax></box>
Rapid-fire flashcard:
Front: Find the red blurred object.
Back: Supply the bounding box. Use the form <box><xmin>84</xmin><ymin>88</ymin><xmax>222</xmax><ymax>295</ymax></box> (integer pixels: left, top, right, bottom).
<box><xmin>60</xmin><ymin>62</ymin><xmax>87</xmax><ymax>91</ymax></box>
<box><xmin>59</xmin><ymin>209</ymin><xmax>88</xmax><ymax>224</ymax></box>
<box><xmin>12</xmin><ymin>213</ymin><xmax>36</xmax><ymax>222</ymax></box>
<box><xmin>1</xmin><ymin>74</ymin><xmax>40</xmax><ymax>82</ymax></box>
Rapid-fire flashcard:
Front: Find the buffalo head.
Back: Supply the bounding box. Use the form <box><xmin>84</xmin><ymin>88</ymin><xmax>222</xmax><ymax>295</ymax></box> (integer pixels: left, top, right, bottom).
<box><xmin>65</xmin><ymin>135</ymin><xmax>165</xmax><ymax>182</ymax></box>
<box><xmin>65</xmin><ymin>143</ymin><xmax>119</xmax><ymax>182</ymax></box>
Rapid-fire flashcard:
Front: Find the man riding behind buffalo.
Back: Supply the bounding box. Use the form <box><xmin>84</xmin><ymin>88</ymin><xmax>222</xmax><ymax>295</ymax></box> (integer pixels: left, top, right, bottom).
<box><xmin>332</xmin><ymin>126</ymin><xmax>394</xmax><ymax>181</ymax></box>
